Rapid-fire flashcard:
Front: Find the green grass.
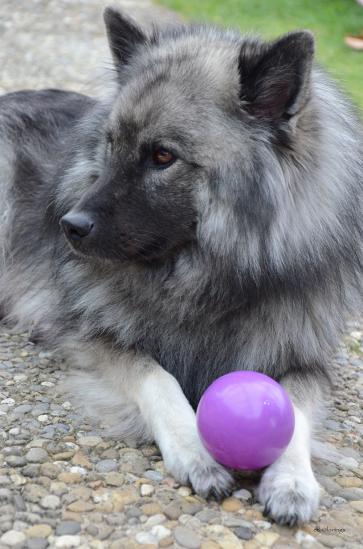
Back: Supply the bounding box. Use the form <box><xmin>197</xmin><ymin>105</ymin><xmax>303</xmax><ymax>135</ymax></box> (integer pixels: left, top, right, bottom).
<box><xmin>159</xmin><ymin>0</ymin><xmax>363</xmax><ymax>110</ymax></box>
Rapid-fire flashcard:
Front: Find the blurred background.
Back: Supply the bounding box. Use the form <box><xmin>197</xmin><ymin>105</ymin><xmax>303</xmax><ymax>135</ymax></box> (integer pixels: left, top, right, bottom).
<box><xmin>160</xmin><ymin>0</ymin><xmax>363</xmax><ymax>109</ymax></box>
<box><xmin>0</xmin><ymin>0</ymin><xmax>362</xmax><ymax>109</ymax></box>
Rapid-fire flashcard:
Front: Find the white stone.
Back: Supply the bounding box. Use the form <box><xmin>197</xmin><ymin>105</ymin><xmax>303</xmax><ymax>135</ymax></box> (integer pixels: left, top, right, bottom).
<box><xmin>232</xmin><ymin>488</ymin><xmax>252</xmax><ymax>501</ymax></box>
<box><xmin>1</xmin><ymin>530</ymin><xmax>26</xmax><ymax>546</ymax></box>
<box><xmin>140</xmin><ymin>484</ymin><xmax>155</xmax><ymax>496</ymax></box>
<box><xmin>65</xmin><ymin>442</ymin><xmax>79</xmax><ymax>450</ymax></box>
<box><xmin>295</xmin><ymin>530</ymin><xmax>317</xmax><ymax>547</ymax></box>
<box><xmin>41</xmin><ymin>381</ymin><xmax>55</xmax><ymax>387</ymax></box>
<box><xmin>145</xmin><ymin>514</ymin><xmax>166</xmax><ymax>528</ymax></box>
<box><xmin>178</xmin><ymin>515</ymin><xmax>202</xmax><ymax>529</ymax></box>
<box><xmin>37</xmin><ymin>414</ymin><xmax>49</xmax><ymax>422</ymax></box>
<box><xmin>151</xmin><ymin>525</ymin><xmax>171</xmax><ymax>541</ymax></box>
<box><xmin>10</xmin><ymin>474</ymin><xmax>26</xmax><ymax>486</ymax></box>
<box><xmin>178</xmin><ymin>486</ymin><xmax>192</xmax><ymax>496</ymax></box>
<box><xmin>92</xmin><ymin>491</ymin><xmax>111</xmax><ymax>504</ymax></box>
<box><xmin>70</xmin><ymin>466</ymin><xmax>87</xmax><ymax>476</ymax></box>
<box><xmin>54</xmin><ymin>535</ymin><xmax>81</xmax><ymax>547</ymax></box>
<box><xmin>41</xmin><ymin>494</ymin><xmax>61</xmax><ymax>509</ymax></box>
<box><xmin>14</xmin><ymin>374</ymin><xmax>27</xmax><ymax>382</ymax></box>
<box><xmin>135</xmin><ymin>532</ymin><xmax>157</xmax><ymax>545</ymax></box>
<box><xmin>253</xmin><ymin>520</ymin><xmax>272</xmax><ymax>530</ymax></box>
<box><xmin>1</xmin><ymin>398</ymin><xmax>15</xmax><ymax>406</ymax></box>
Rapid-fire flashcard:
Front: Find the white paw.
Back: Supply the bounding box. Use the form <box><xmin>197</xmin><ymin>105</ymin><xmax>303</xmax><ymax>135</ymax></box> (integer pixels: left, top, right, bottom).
<box><xmin>161</xmin><ymin>436</ymin><xmax>234</xmax><ymax>498</ymax></box>
<box><xmin>257</xmin><ymin>466</ymin><xmax>320</xmax><ymax>526</ymax></box>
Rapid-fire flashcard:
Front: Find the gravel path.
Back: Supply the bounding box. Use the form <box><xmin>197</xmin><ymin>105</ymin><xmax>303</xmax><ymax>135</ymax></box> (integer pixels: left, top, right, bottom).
<box><xmin>0</xmin><ymin>1</ymin><xmax>362</xmax><ymax>548</ymax></box>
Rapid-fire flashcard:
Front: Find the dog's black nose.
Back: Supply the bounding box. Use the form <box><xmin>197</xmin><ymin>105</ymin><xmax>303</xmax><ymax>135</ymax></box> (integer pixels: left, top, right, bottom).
<box><xmin>60</xmin><ymin>212</ymin><xmax>94</xmax><ymax>241</ymax></box>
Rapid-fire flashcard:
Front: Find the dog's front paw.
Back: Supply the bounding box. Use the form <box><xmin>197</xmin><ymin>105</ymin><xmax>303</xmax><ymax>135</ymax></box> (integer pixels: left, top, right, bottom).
<box><xmin>188</xmin><ymin>453</ymin><xmax>234</xmax><ymax>499</ymax></box>
<box><xmin>161</xmin><ymin>438</ymin><xmax>234</xmax><ymax>498</ymax></box>
<box><xmin>257</xmin><ymin>466</ymin><xmax>320</xmax><ymax>526</ymax></box>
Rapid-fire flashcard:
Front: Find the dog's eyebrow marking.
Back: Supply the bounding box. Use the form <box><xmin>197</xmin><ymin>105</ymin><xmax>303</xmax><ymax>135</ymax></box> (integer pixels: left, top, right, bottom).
<box><xmin>135</xmin><ymin>69</ymin><xmax>171</xmax><ymax>101</ymax></box>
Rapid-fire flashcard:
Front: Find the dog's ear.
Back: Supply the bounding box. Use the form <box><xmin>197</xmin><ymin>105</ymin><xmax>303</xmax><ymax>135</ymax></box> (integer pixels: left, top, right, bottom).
<box><xmin>239</xmin><ymin>31</ymin><xmax>314</xmax><ymax>120</ymax></box>
<box><xmin>103</xmin><ymin>7</ymin><xmax>146</xmax><ymax>68</ymax></box>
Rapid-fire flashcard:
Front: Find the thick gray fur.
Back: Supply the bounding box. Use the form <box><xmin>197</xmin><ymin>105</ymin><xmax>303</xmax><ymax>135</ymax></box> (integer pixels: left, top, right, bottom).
<box><xmin>0</xmin><ymin>8</ymin><xmax>362</xmax><ymax>524</ymax></box>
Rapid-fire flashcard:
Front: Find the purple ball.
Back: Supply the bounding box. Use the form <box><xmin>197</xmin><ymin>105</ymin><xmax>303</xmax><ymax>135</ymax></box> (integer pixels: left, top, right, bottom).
<box><xmin>196</xmin><ymin>371</ymin><xmax>295</xmax><ymax>470</ymax></box>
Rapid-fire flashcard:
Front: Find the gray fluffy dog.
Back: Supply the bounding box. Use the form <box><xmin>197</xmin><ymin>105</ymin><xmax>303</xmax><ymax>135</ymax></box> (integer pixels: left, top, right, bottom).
<box><xmin>0</xmin><ymin>7</ymin><xmax>362</xmax><ymax>526</ymax></box>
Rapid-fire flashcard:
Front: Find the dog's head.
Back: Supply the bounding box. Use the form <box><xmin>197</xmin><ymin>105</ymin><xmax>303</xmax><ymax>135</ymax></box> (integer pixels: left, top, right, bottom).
<box><xmin>60</xmin><ymin>8</ymin><xmax>314</xmax><ymax>269</ymax></box>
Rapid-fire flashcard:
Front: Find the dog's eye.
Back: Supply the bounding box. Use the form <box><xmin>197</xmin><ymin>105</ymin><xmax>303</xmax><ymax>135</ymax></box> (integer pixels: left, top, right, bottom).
<box><xmin>151</xmin><ymin>147</ymin><xmax>175</xmax><ymax>168</ymax></box>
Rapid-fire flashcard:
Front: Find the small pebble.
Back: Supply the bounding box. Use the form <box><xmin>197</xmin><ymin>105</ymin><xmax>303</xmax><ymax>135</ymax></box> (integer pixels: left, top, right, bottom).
<box><xmin>54</xmin><ymin>535</ymin><xmax>81</xmax><ymax>548</ymax></box>
<box><xmin>1</xmin><ymin>398</ymin><xmax>15</xmax><ymax>406</ymax></box>
<box><xmin>58</xmin><ymin>472</ymin><xmax>81</xmax><ymax>484</ymax></box>
<box><xmin>104</xmin><ymin>473</ymin><xmax>124</xmax><ymax>487</ymax></box>
<box><xmin>178</xmin><ymin>486</ymin><xmax>192</xmax><ymax>496</ymax></box>
<box><xmin>5</xmin><ymin>455</ymin><xmax>26</xmax><ymax>467</ymax></box>
<box><xmin>254</xmin><ymin>531</ymin><xmax>280</xmax><ymax>546</ymax></box>
<box><xmin>77</xmin><ymin>436</ymin><xmax>102</xmax><ymax>447</ymax></box>
<box><xmin>144</xmin><ymin>470</ymin><xmax>163</xmax><ymax>482</ymax></box>
<box><xmin>221</xmin><ymin>497</ymin><xmax>243</xmax><ymax>512</ymax></box>
<box><xmin>27</xmin><ymin>524</ymin><xmax>53</xmax><ymax>538</ymax></box>
<box><xmin>295</xmin><ymin>530</ymin><xmax>317</xmax><ymax>546</ymax></box>
<box><xmin>145</xmin><ymin>514</ymin><xmax>166</xmax><ymax>527</ymax></box>
<box><xmin>55</xmin><ymin>522</ymin><xmax>81</xmax><ymax>536</ymax></box>
<box><xmin>13</xmin><ymin>494</ymin><xmax>26</xmax><ymax>511</ymax></box>
<box><xmin>135</xmin><ymin>532</ymin><xmax>157</xmax><ymax>545</ymax></box>
<box><xmin>27</xmin><ymin>538</ymin><xmax>49</xmax><ymax>549</ymax></box>
<box><xmin>233</xmin><ymin>525</ymin><xmax>253</xmax><ymax>540</ymax></box>
<box><xmin>163</xmin><ymin>501</ymin><xmax>183</xmax><ymax>520</ymax></box>
<box><xmin>95</xmin><ymin>459</ymin><xmax>118</xmax><ymax>473</ymax></box>
<box><xmin>151</xmin><ymin>525</ymin><xmax>171</xmax><ymax>541</ymax></box>
<box><xmin>140</xmin><ymin>484</ymin><xmax>155</xmax><ymax>497</ymax></box>
<box><xmin>142</xmin><ymin>503</ymin><xmax>162</xmax><ymax>516</ymax></box>
<box><xmin>253</xmin><ymin>520</ymin><xmax>272</xmax><ymax>530</ymax></box>
<box><xmin>174</xmin><ymin>526</ymin><xmax>201</xmax><ymax>549</ymax></box>
<box><xmin>25</xmin><ymin>448</ymin><xmax>49</xmax><ymax>463</ymax></box>
<box><xmin>0</xmin><ymin>530</ymin><xmax>26</xmax><ymax>546</ymax></box>
<box><xmin>350</xmin><ymin>500</ymin><xmax>363</xmax><ymax>512</ymax></box>
<box><xmin>67</xmin><ymin>500</ymin><xmax>94</xmax><ymax>512</ymax></box>
<box><xmin>233</xmin><ymin>488</ymin><xmax>252</xmax><ymax>501</ymax></box>
<box><xmin>41</xmin><ymin>494</ymin><xmax>61</xmax><ymax>509</ymax></box>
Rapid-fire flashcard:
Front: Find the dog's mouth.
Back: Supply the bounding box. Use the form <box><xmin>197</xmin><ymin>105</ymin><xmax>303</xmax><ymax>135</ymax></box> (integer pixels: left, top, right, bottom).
<box><xmin>60</xmin><ymin>216</ymin><xmax>192</xmax><ymax>264</ymax></box>
<box><xmin>59</xmin><ymin>207</ymin><xmax>197</xmax><ymax>265</ymax></box>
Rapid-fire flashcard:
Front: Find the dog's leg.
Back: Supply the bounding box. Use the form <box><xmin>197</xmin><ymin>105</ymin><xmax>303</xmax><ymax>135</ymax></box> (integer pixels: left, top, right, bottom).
<box><xmin>72</xmin><ymin>348</ymin><xmax>234</xmax><ymax>497</ymax></box>
<box><xmin>257</xmin><ymin>379</ymin><xmax>322</xmax><ymax>526</ymax></box>
<box><xmin>120</xmin><ymin>353</ymin><xmax>233</xmax><ymax>498</ymax></box>
<box><xmin>84</xmin><ymin>347</ymin><xmax>232</xmax><ymax>497</ymax></box>
<box><xmin>67</xmin><ymin>348</ymin><xmax>232</xmax><ymax>496</ymax></box>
